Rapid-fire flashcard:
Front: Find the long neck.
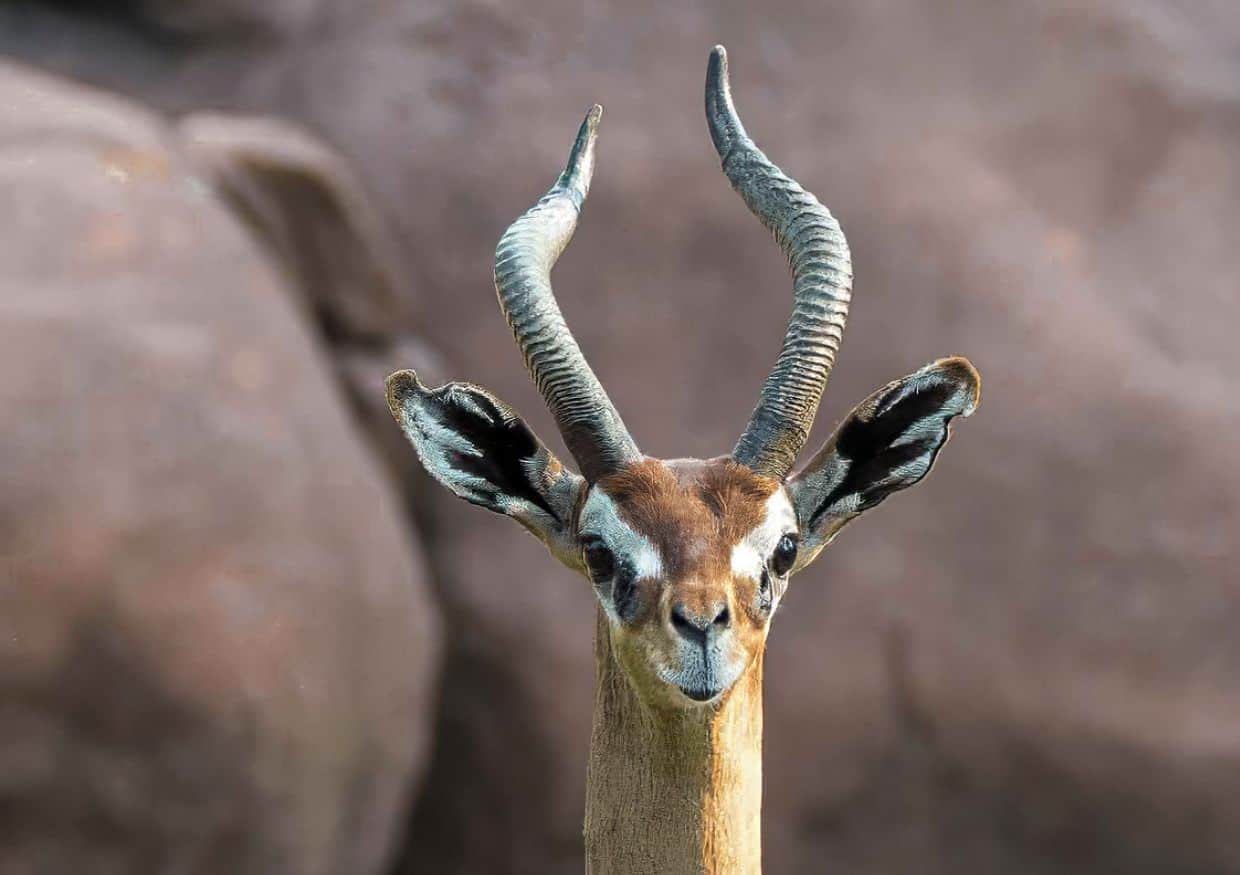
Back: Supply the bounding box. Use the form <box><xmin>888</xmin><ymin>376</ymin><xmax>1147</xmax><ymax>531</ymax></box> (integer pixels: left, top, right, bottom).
<box><xmin>583</xmin><ymin>611</ymin><xmax>764</xmax><ymax>875</ymax></box>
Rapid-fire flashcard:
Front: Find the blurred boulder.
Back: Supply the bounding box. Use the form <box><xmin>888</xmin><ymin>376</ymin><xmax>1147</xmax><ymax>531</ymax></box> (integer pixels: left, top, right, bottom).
<box><xmin>4</xmin><ymin>2</ymin><xmax>1240</xmax><ymax>874</ymax></box>
<box><xmin>0</xmin><ymin>61</ymin><xmax>440</xmax><ymax>875</ymax></box>
<box><xmin>180</xmin><ymin>112</ymin><xmax>416</xmax><ymax>344</ymax></box>
<box><xmin>130</xmin><ymin>0</ymin><xmax>324</xmax><ymax>40</ymax></box>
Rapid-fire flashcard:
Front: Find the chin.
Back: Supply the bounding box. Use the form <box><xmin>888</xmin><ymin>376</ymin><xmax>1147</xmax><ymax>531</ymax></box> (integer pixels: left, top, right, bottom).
<box><xmin>659</xmin><ymin>659</ymin><xmax>746</xmax><ymax>708</ymax></box>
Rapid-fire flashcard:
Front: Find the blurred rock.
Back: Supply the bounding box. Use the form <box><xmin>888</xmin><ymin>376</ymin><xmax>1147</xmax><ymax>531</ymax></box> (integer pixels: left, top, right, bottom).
<box><xmin>334</xmin><ymin>338</ymin><xmax>451</xmax><ymax>493</ymax></box>
<box><xmin>131</xmin><ymin>0</ymin><xmax>324</xmax><ymax>40</ymax></box>
<box><xmin>3</xmin><ymin>2</ymin><xmax>1240</xmax><ymax>874</ymax></box>
<box><xmin>180</xmin><ymin>112</ymin><xmax>416</xmax><ymax>343</ymax></box>
<box><xmin>0</xmin><ymin>61</ymin><xmax>440</xmax><ymax>875</ymax></box>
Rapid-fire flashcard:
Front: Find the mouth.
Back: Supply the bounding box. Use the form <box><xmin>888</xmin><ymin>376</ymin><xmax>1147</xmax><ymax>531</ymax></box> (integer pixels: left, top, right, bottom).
<box><xmin>656</xmin><ymin>664</ymin><xmax>728</xmax><ymax>705</ymax></box>
<box><xmin>655</xmin><ymin>645</ymin><xmax>742</xmax><ymax>706</ymax></box>
<box><xmin>678</xmin><ymin>683</ymin><xmax>724</xmax><ymax>703</ymax></box>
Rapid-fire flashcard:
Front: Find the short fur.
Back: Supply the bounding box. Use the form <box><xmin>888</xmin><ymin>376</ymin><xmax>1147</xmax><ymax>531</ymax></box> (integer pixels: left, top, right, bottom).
<box><xmin>598</xmin><ymin>458</ymin><xmax>779</xmax><ymax>580</ymax></box>
<box><xmin>586</xmin><ymin>610</ymin><xmax>764</xmax><ymax>875</ymax></box>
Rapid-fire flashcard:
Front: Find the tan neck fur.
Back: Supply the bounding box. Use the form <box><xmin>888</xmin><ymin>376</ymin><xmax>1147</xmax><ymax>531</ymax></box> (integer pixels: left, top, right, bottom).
<box><xmin>584</xmin><ymin>611</ymin><xmax>764</xmax><ymax>875</ymax></box>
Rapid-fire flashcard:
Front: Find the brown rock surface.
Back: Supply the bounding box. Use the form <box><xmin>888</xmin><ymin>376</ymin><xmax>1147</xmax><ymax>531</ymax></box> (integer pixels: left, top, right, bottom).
<box><xmin>0</xmin><ymin>62</ymin><xmax>440</xmax><ymax>875</ymax></box>
<box><xmin>3</xmin><ymin>2</ymin><xmax>1240</xmax><ymax>873</ymax></box>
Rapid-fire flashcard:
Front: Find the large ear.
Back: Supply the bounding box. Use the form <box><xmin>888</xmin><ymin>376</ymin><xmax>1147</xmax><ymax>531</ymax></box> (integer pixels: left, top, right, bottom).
<box><xmin>788</xmin><ymin>357</ymin><xmax>980</xmax><ymax>570</ymax></box>
<box><xmin>386</xmin><ymin>370</ymin><xmax>586</xmax><ymax>569</ymax></box>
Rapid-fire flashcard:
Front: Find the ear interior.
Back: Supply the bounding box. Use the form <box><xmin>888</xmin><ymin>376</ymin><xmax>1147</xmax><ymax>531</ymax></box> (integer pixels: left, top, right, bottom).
<box><xmin>422</xmin><ymin>382</ymin><xmax>556</xmax><ymax>517</ymax></box>
<box><xmin>386</xmin><ymin>370</ymin><xmax>582</xmax><ymax>531</ymax></box>
<box><xmin>791</xmin><ymin>357</ymin><xmax>980</xmax><ymax>551</ymax></box>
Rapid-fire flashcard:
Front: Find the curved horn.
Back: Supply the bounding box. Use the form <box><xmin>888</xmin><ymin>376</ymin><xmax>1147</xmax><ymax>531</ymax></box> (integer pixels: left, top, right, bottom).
<box><xmin>707</xmin><ymin>45</ymin><xmax>854</xmax><ymax>480</ymax></box>
<box><xmin>494</xmin><ymin>105</ymin><xmax>641</xmax><ymax>482</ymax></box>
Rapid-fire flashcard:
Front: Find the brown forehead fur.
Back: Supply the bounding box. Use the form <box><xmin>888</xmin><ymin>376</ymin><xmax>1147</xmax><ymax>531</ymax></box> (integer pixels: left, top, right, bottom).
<box><xmin>596</xmin><ymin>458</ymin><xmax>780</xmax><ymax>579</ymax></box>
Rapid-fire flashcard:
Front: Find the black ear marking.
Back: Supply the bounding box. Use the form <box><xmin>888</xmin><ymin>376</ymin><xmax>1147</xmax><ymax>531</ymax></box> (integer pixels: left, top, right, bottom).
<box><xmin>812</xmin><ymin>380</ymin><xmax>959</xmax><ymax>525</ymax></box>
<box><xmin>792</xmin><ymin>357</ymin><xmax>980</xmax><ymax>538</ymax></box>
<box><xmin>436</xmin><ymin>386</ymin><xmax>556</xmax><ymax>517</ymax></box>
<box><xmin>386</xmin><ymin>369</ymin><xmax>563</xmax><ymax>519</ymax></box>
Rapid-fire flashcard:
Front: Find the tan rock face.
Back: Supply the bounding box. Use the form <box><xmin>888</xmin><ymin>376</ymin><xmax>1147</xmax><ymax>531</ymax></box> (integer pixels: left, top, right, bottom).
<box><xmin>0</xmin><ymin>63</ymin><xmax>440</xmax><ymax>875</ymax></box>
<box><xmin>3</xmin><ymin>2</ymin><xmax>1240</xmax><ymax>873</ymax></box>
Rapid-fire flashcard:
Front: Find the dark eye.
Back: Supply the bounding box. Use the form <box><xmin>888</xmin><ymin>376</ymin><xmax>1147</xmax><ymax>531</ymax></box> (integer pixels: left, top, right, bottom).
<box><xmin>769</xmin><ymin>533</ymin><xmax>798</xmax><ymax>577</ymax></box>
<box><xmin>583</xmin><ymin>540</ymin><xmax>615</xmax><ymax>582</ymax></box>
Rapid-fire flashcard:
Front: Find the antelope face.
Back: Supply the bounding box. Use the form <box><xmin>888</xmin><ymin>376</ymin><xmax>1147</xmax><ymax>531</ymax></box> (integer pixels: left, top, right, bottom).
<box><xmin>581</xmin><ymin>458</ymin><xmax>793</xmax><ymax>705</ymax></box>
<box><xmin>388</xmin><ymin>356</ymin><xmax>978</xmax><ymax>709</ymax></box>
<box><xmin>386</xmin><ymin>46</ymin><xmax>980</xmax><ymax>711</ymax></box>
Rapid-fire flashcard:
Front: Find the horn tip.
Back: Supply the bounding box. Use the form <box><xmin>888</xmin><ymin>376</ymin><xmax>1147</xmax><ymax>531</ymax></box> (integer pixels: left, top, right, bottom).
<box><xmin>561</xmin><ymin>104</ymin><xmax>603</xmax><ymax>202</ymax></box>
<box><xmin>707</xmin><ymin>45</ymin><xmax>729</xmax><ymax>84</ymax></box>
<box><xmin>706</xmin><ymin>44</ymin><xmax>741</xmax><ymax>157</ymax></box>
<box><xmin>578</xmin><ymin>104</ymin><xmax>603</xmax><ymax>143</ymax></box>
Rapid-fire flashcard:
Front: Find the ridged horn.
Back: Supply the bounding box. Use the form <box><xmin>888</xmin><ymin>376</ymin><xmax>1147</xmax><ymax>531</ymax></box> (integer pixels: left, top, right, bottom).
<box><xmin>494</xmin><ymin>105</ymin><xmax>641</xmax><ymax>482</ymax></box>
<box><xmin>707</xmin><ymin>45</ymin><xmax>854</xmax><ymax>480</ymax></box>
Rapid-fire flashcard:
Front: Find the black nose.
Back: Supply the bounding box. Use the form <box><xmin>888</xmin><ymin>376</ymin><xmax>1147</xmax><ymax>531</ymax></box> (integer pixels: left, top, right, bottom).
<box><xmin>670</xmin><ymin>601</ymin><xmax>730</xmax><ymax>644</ymax></box>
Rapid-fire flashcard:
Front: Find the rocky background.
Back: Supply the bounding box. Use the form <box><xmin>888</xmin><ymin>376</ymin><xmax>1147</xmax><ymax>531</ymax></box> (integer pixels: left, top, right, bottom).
<box><xmin>1</xmin><ymin>2</ymin><xmax>1238</xmax><ymax>873</ymax></box>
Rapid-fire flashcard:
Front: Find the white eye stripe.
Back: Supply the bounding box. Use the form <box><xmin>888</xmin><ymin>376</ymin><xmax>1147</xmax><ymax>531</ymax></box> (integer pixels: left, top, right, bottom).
<box><xmin>579</xmin><ymin>489</ymin><xmax>664</xmax><ymax>582</ymax></box>
<box><xmin>730</xmin><ymin>542</ymin><xmax>763</xmax><ymax>581</ymax></box>
<box><xmin>730</xmin><ymin>490</ymin><xmax>797</xmax><ymax>583</ymax></box>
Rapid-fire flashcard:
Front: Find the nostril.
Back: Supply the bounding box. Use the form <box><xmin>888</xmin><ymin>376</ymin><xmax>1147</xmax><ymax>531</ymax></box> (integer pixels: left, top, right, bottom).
<box><xmin>671</xmin><ymin>602</ymin><xmax>728</xmax><ymax>643</ymax></box>
<box><xmin>670</xmin><ymin>603</ymin><xmax>705</xmax><ymax>643</ymax></box>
